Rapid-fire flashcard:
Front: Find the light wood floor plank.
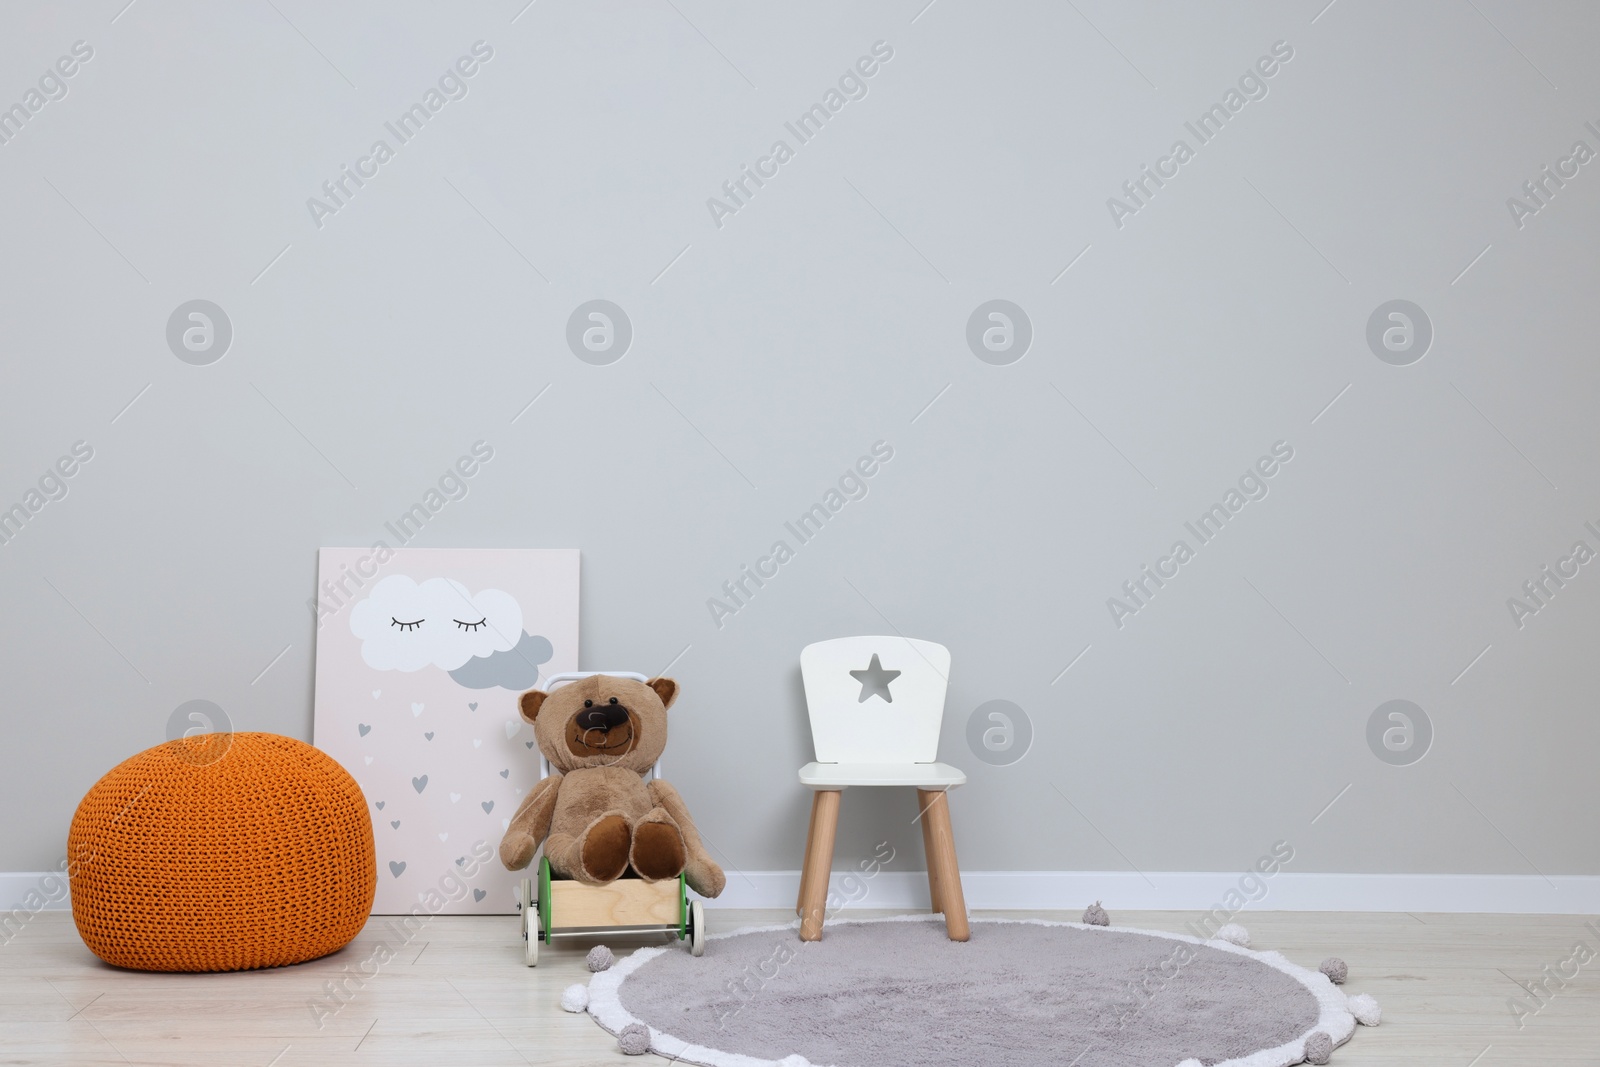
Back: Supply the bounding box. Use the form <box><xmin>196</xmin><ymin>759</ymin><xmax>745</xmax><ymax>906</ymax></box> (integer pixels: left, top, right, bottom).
<box><xmin>1</xmin><ymin>909</ymin><xmax>1597</xmax><ymax>1065</ymax></box>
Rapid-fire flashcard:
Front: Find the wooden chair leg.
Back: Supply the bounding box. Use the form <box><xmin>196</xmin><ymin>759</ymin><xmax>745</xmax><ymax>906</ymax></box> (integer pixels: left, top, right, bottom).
<box><xmin>797</xmin><ymin>792</ymin><xmax>821</xmax><ymax>915</ymax></box>
<box><xmin>922</xmin><ymin>788</ymin><xmax>969</xmax><ymax>941</ymax></box>
<box><xmin>916</xmin><ymin>789</ymin><xmax>942</xmax><ymax>914</ymax></box>
<box><xmin>798</xmin><ymin>790</ymin><xmax>841</xmax><ymax>941</ymax></box>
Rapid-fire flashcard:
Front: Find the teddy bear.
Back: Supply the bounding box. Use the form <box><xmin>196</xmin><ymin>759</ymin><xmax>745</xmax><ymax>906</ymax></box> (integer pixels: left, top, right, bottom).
<box><xmin>498</xmin><ymin>674</ymin><xmax>725</xmax><ymax>898</ymax></box>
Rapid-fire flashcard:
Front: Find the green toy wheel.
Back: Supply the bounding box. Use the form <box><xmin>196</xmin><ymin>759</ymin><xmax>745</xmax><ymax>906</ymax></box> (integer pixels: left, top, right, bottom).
<box><xmin>678</xmin><ymin>872</ymin><xmax>688</xmax><ymax>940</ymax></box>
<box><xmin>539</xmin><ymin>856</ymin><xmax>553</xmax><ymax>944</ymax></box>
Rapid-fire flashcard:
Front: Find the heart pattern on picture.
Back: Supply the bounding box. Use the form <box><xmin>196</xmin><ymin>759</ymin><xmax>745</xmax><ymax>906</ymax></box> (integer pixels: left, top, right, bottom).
<box><xmin>391</xmin><ymin>820</ymin><xmax>400</xmax><ymax>829</ymax></box>
<box><xmin>358</xmin><ymin>723</ymin><xmax>371</xmax><ymax>737</ymax></box>
<box><xmin>438</xmin><ymin>832</ymin><xmax>449</xmax><ymax>841</ymax></box>
<box><xmin>375</xmin><ymin>801</ymin><xmax>385</xmax><ymax>810</ymax></box>
<box><xmin>388</xmin><ymin>861</ymin><xmax>406</xmax><ymax>878</ymax></box>
<box><xmin>473</xmin><ymin>889</ymin><xmax>487</xmax><ymax>902</ymax></box>
<box><xmin>450</xmin><ymin>792</ymin><xmax>461</xmax><ymax>803</ymax></box>
<box><xmin>499</xmin><ymin>769</ymin><xmax>510</xmax><ymax>778</ymax></box>
<box><xmin>504</xmin><ymin>720</ymin><xmax>520</xmax><ymax>739</ymax></box>
<box><xmin>425</xmin><ymin>732</ymin><xmax>434</xmax><ymax>741</ymax></box>
<box><xmin>501</xmin><ymin>818</ymin><xmax>509</xmax><ymax>830</ymax></box>
<box><xmin>473</xmin><ymin>739</ymin><xmax>482</xmax><ymax>748</ymax></box>
<box><xmin>372</xmin><ymin>690</ymin><xmax>381</xmax><ymax>699</ymax></box>
<box><xmin>411</xmin><ymin>703</ymin><xmax>425</xmax><ymax>718</ymax></box>
<box><xmin>365</xmin><ymin>756</ymin><xmax>374</xmax><ymax>765</ymax></box>
<box><xmin>412</xmin><ymin>775</ymin><xmax>429</xmax><ymax>793</ymax></box>
<box><xmin>481</xmin><ymin>801</ymin><xmax>495</xmax><ymax>814</ymax></box>
<box><xmin>468</xmin><ymin>702</ymin><xmax>478</xmax><ymax>711</ymax></box>
<box><xmin>525</xmin><ymin>741</ymin><xmax>536</xmax><ymax>749</ymax></box>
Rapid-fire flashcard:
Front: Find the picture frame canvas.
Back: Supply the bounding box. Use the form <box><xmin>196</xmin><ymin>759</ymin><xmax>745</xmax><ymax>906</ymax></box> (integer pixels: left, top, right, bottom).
<box><xmin>311</xmin><ymin>547</ymin><xmax>579</xmax><ymax>915</ymax></box>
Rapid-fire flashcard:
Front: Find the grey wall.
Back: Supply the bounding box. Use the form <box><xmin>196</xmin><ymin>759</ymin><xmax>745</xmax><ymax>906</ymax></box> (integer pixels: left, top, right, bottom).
<box><xmin>2</xmin><ymin>0</ymin><xmax>1597</xmax><ymax>882</ymax></box>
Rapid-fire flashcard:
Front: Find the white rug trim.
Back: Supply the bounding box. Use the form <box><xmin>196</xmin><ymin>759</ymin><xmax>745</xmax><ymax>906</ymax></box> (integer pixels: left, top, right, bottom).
<box><xmin>583</xmin><ymin>913</ymin><xmax>1362</xmax><ymax>1067</ymax></box>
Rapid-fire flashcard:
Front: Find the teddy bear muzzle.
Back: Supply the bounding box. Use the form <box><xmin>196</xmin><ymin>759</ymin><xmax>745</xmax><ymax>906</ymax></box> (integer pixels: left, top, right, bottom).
<box><xmin>566</xmin><ymin>700</ymin><xmax>639</xmax><ymax>757</ymax></box>
<box><xmin>574</xmin><ymin>698</ymin><xmax>629</xmax><ymax>733</ymax></box>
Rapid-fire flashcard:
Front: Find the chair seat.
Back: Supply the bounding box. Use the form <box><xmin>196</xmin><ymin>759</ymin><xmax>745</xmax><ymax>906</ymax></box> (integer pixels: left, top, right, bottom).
<box><xmin>798</xmin><ymin>761</ymin><xmax>967</xmax><ymax>789</ymax></box>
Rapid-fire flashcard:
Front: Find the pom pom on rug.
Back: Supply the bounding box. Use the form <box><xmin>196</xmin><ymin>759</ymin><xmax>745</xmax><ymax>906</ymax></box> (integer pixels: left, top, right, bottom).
<box><xmin>1213</xmin><ymin>923</ymin><xmax>1250</xmax><ymax>947</ymax></box>
<box><xmin>1319</xmin><ymin>957</ymin><xmax>1348</xmax><ymax>984</ymax></box>
<box><xmin>618</xmin><ymin>1022</ymin><xmax>651</xmax><ymax>1055</ymax></box>
<box><xmin>1347</xmin><ymin>992</ymin><xmax>1381</xmax><ymax>1026</ymax></box>
<box><xmin>1303</xmin><ymin>1030</ymin><xmax>1333</xmax><ymax>1064</ymax></box>
<box><xmin>587</xmin><ymin>945</ymin><xmax>614</xmax><ymax>972</ymax></box>
<box><xmin>559</xmin><ymin>984</ymin><xmax>588</xmax><ymax>1013</ymax></box>
<box><xmin>1082</xmin><ymin>902</ymin><xmax>1110</xmax><ymax>926</ymax></box>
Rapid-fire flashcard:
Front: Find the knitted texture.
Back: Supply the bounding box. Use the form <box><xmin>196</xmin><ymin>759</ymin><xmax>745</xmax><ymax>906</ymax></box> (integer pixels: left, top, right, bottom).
<box><xmin>68</xmin><ymin>733</ymin><xmax>375</xmax><ymax>972</ymax></box>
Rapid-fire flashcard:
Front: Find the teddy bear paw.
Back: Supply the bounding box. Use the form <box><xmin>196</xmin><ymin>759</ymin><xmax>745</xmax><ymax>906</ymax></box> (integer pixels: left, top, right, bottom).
<box><xmin>631</xmin><ymin>821</ymin><xmax>687</xmax><ymax>881</ymax></box>
<box><xmin>498</xmin><ymin>832</ymin><xmax>537</xmax><ymax>872</ymax></box>
<box><xmin>578</xmin><ymin>814</ymin><xmax>631</xmax><ymax>883</ymax></box>
<box><xmin>688</xmin><ymin>862</ymin><xmax>726</xmax><ymax>899</ymax></box>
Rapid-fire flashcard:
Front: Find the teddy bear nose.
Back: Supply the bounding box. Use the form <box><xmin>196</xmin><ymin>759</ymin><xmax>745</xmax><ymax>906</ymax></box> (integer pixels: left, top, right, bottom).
<box><xmin>576</xmin><ymin>703</ymin><xmax>628</xmax><ymax>732</ymax></box>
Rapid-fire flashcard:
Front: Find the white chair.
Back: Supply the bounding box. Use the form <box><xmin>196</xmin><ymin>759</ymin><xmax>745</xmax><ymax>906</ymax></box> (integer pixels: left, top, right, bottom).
<box><xmin>795</xmin><ymin>636</ymin><xmax>969</xmax><ymax>941</ymax></box>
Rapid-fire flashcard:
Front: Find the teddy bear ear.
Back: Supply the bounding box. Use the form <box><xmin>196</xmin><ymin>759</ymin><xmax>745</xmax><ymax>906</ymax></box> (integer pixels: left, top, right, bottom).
<box><xmin>647</xmin><ymin>677</ymin><xmax>678</xmax><ymax>710</ymax></box>
<box><xmin>519</xmin><ymin>690</ymin><xmax>548</xmax><ymax>723</ymax></box>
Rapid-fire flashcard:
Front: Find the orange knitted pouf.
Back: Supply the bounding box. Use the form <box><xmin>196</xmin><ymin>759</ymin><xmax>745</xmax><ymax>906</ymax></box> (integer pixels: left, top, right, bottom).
<box><xmin>68</xmin><ymin>733</ymin><xmax>376</xmax><ymax>972</ymax></box>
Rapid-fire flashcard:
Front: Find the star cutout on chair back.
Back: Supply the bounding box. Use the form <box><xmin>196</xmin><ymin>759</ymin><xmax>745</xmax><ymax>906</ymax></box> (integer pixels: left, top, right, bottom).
<box><xmin>849</xmin><ymin>653</ymin><xmax>901</xmax><ymax>704</ymax></box>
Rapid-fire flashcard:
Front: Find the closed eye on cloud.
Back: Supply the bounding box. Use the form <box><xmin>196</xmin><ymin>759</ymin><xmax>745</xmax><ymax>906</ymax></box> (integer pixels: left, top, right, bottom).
<box><xmin>391</xmin><ymin>617</ymin><xmax>424</xmax><ymax>631</ymax></box>
<box><xmin>455</xmin><ymin>618</ymin><xmax>486</xmax><ymax>631</ymax></box>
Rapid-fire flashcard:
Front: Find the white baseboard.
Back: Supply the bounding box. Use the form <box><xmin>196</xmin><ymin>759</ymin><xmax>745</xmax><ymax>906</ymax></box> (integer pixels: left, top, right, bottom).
<box><xmin>706</xmin><ymin>870</ymin><xmax>1600</xmax><ymax>915</ymax></box>
<box><xmin>1</xmin><ymin>872</ymin><xmax>74</xmax><ymax>916</ymax></box>
<box><xmin>9</xmin><ymin>870</ymin><xmax>1600</xmax><ymax>916</ymax></box>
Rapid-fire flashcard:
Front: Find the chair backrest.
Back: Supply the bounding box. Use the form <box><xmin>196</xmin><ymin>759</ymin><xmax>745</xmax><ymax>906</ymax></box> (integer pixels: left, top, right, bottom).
<box><xmin>800</xmin><ymin>636</ymin><xmax>950</xmax><ymax>764</ymax></box>
<box><xmin>537</xmin><ymin>672</ymin><xmax>659</xmax><ymax>781</ymax></box>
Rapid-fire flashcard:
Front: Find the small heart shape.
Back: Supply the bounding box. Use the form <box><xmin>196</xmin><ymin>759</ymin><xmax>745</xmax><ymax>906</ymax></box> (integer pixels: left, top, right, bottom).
<box><xmin>468</xmin><ymin>702</ymin><xmax>478</xmax><ymax>711</ymax></box>
<box><xmin>472</xmin><ymin>739</ymin><xmax>482</xmax><ymax>748</ymax></box>
<box><xmin>388</xmin><ymin>861</ymin><xmax>406</xmax><ymax>878</ymax></box>
<box><xmin>525</xmin><ymin>741</ymin><xmax>536</xmax><ymax>749</ymax></box>
<box><xmin>481</xmin><ymin>801</ymin><xmax>495</xmax><ymax>814</ymax></box>
<box><xmin>390</xmin><ymin>820</ymin><xmax>400</xmax><ymax>829</ymax></box>
<box><xmin>450</xmin><ymin>792</ymin><xmax>461</xmax><ymax>803</ymax></box>
<box><xmin>375</xmin><ymin>801</ymin><xmax>385</xmax><ymax>810</ymax></box>
<box><xmin>365</xmin><ymin>756</ymin><xmax>374</xmax><ymax>765</ymax></box>
<box><xmin>425</xmin><ymin>732</ymin><xmax>434</xmax><ymax>741</ymax></box>
<box><xmin>412</xmin><ymin>775</ymin><xmax>428</xmax><ymax>793</ymax></box>
<box><xmin>412</xmin><ymin>703</ymin><xmax>425</xmax><ymax>718</ymax></box>
<box><xmin>504</xmin><ymin>720</ymin><xmax>520</xmax><ymax>739</ymax></box>
<box><xmin>473</xmin><ymin>888</ymin><xmax>487</xmax><ymax>902</ymax></box>
<box><xmin>501</xmin><ymin>818</ymin><xmax>509</xmax><ymax>830</ymax></box>
<box><xmin>372</xmin><ymin>690</ymin><xmax>381</xmax><ymax>699</ymax></box>
<box><xmin>456</xmin><ymin>856</ymin><xmax>466</xmax><ymax>867</ymax></box>
<box><xmin>358</xmin><ymin>723</ymin><xmax>371</xmax><ymax>737</ymax></box>
<box><xmin>499</xmin><ymin>769</ymin><xmax>510</xmax><ymax>779</ymax></box>
<box><xmin>438</xmin><ymin>832</ymin><xmax>449</xmax><ymax>842</ymax></box>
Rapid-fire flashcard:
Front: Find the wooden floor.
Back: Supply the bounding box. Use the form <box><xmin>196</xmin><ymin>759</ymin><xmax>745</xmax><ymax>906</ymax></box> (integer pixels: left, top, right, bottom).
<box><xmin>1</xmin><ymin>908</ymin><xmax>1596</xmax><ymax>1065</ymax></box>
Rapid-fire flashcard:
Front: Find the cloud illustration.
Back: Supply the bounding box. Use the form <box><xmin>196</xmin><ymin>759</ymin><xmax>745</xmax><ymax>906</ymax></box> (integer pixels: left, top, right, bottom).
<box><xmin>350</xmin><ymin>575</ymin><xmax>522</xmax><ymax>672</ymax></box>
<box><xmin>448</xmin><ymin>631</ymin><xmax>553</xmax><ymax>691</ymax></box>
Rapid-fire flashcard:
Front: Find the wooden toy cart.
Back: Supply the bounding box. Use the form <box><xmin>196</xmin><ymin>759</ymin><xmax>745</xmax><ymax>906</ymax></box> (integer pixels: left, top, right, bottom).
<box><xmin>513</xmin><ymin>671</ymin><xmax>707</xmax><ymax>967</ymax></box>
<box><xmin>517</xmin><ymin>856</ymin><xmax>704</xmax><ymax>966</ymax></box>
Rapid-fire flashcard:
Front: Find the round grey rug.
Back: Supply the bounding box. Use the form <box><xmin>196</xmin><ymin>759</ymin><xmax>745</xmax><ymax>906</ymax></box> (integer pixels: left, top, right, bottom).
<box><xmin>584</xmin><ymin>916</ymin><xmax>1363</xmax><ymax>1067</ymax></box>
